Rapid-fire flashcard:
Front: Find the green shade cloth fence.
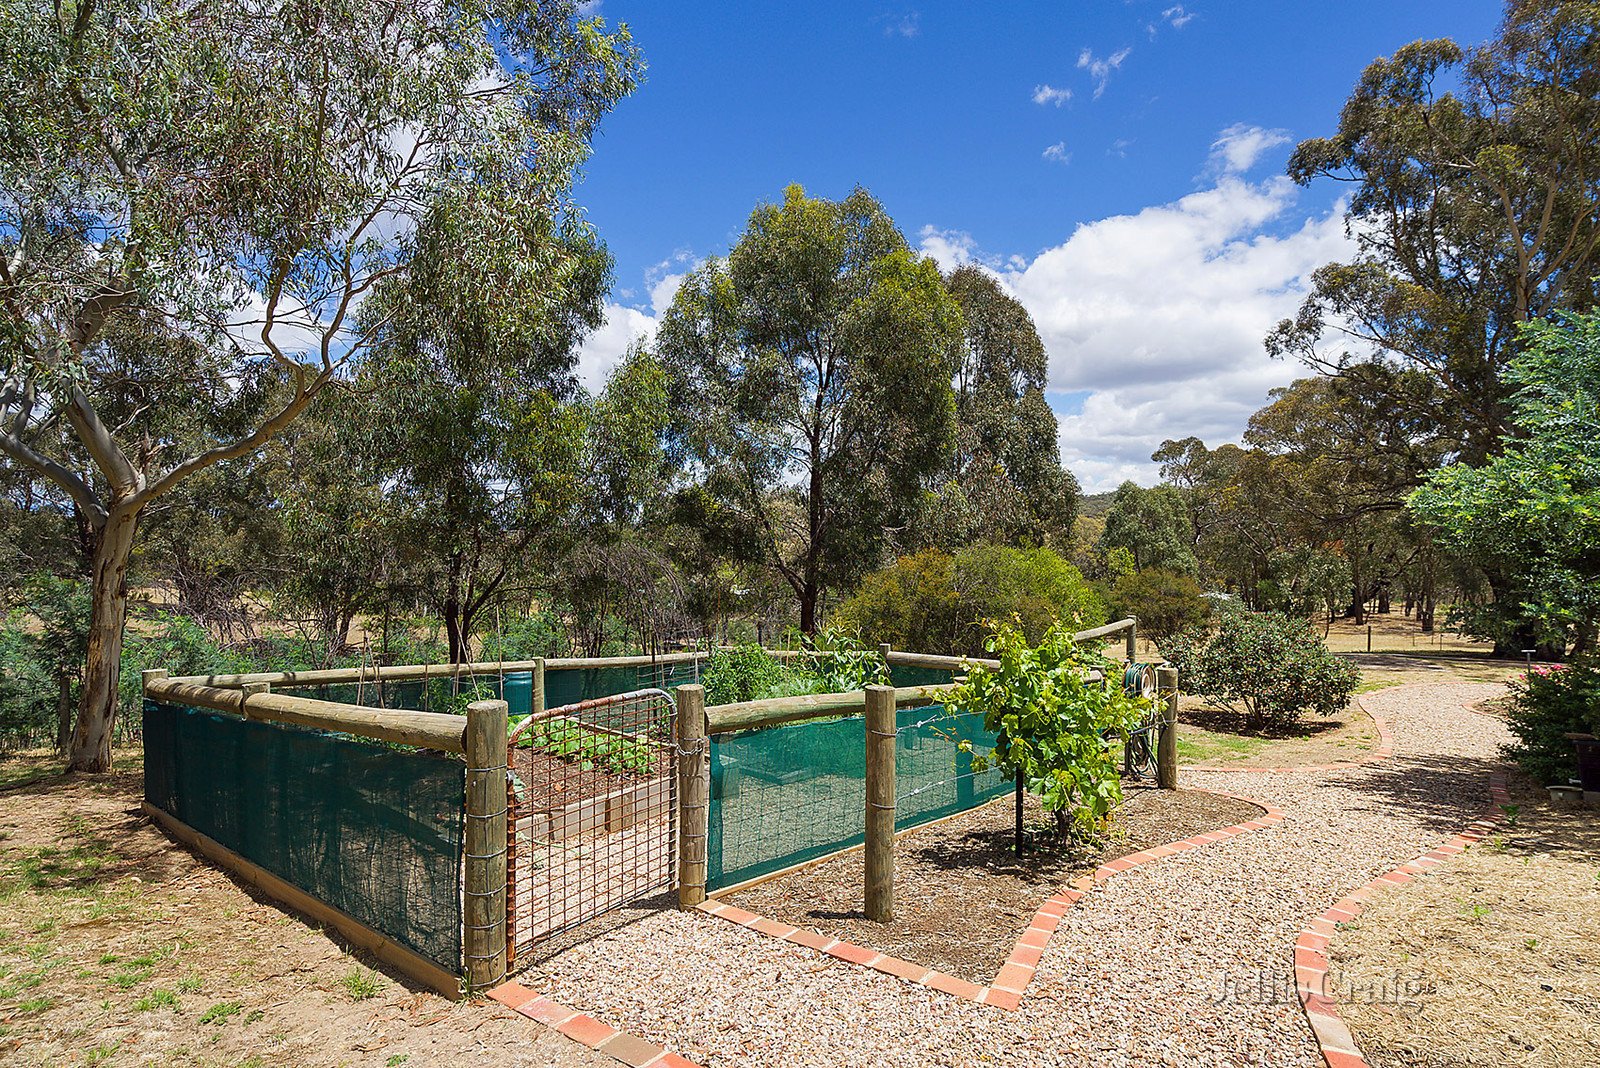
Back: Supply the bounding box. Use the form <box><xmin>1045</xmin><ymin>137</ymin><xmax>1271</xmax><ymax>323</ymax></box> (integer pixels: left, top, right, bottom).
<box><xmin>706</xmin><ymin>701</ymin><xmax>1008</xmax><ymax>891</ymax></box>
<box><xmin>143</xmin><ymin>701</ymin><xmax>466</xmax><ymax>974</ymax></box>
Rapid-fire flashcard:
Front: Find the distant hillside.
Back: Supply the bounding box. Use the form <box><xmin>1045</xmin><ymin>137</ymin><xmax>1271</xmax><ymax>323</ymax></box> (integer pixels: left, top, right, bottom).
<box><xmin>1078</xmin><ymin>491</ymin><xmax>1117</xmax><ymax>519</ymax></box>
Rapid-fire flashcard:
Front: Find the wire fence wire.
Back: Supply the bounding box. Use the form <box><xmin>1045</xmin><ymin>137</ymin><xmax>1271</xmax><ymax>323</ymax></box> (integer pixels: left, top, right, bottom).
<box><xmin>505</xmin><ymin>689</ymin><xmax>677</xmax><ymax>965</ymax></box>
<box><xmin>706</xmin><ymin>703</ymin><xmax>1008</xmax><ymax>891</ymax></box>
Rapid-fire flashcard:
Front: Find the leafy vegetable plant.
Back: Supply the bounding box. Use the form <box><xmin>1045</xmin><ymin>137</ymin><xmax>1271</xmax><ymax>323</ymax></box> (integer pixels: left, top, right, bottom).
<box><xmin>512</xmin><ymin>716</ymin><xmax>654</xmax><ymax>776</ymax></box>
<box><xmin>953</xmin><ymin>618</ymin><xmax>1152</xmax><ymax>840</ymax></box>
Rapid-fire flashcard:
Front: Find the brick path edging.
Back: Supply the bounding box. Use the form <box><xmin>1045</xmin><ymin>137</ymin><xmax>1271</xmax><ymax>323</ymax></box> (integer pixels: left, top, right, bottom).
<box><xmin>1185</xmin><ymin>701</ymin><xmax>1394</xmax><ymax>775</ymax></box>
<box><xmin>699</xmin><ymin>788</ymin><xmax>1287</xmax><ymax>1011</ymax></box>
<box><xmin>487</xmin><ymin>980</ymin><xmax>703</xmax><ymax>1068</ymax></box>
<box><xmin>1292</xmin><ymin>773</ymin><xmax>1512</xmax><ymax>1068</ymax></box>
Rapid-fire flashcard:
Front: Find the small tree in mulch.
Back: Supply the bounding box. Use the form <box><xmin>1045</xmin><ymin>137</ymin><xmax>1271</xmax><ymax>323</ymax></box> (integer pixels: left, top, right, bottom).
<box><xmin>1503</xmin><ymin>657</ymin><xmax>1600</xmax><ymax>784</ymax></box>
<box><xmin>953</xmin><ymin>618</ymin><xmax>1151</xmax><ymax>841</ymax></box>
<box><xmin>1162</xmin><ymin>608</ymin><xmax>1358</xmax><ymax>732</ymax></box>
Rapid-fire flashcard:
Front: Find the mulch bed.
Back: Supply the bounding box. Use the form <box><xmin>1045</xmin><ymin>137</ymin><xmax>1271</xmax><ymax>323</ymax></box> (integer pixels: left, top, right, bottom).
<box><xmin>727</xmin><ymin>787</ymin><xmax>1262</xmax><ymax>983</ymax></box>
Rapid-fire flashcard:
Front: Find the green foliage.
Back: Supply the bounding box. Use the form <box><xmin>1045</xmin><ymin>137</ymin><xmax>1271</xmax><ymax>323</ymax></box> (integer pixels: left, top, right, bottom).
<box><xmin>657</xmin><ymin>184</ymin><xmax>965</xmax><ymax>632</ymax></box>
<box><xmin>479</xmin><ymin>611</ymin><xmax>566</xmax><ymax>662</ymax></box>
<box><xmin>797</xmin><ymin>628</ymin><xmax>891</xmax><ymax>693</ymax></box>
<box><xmin>1502</xmin><ymin>658</ymin><xmax>1600</xmax><ymax>785</ymax></box>
<box><xmin>701</xmin><ymin>629</ymin><xmax>888</xmax><ymax>705</ymax></box>
<box><xmin>1162</xmin><ymin>609</ymin><xmax>1359</xmax><ymax>731</ymax></box>
<box><xmin>1411</xmin><ymin>313</ymin><xmax>1600</xmax><ymax>652</ymax></box>
<box><xmin>836</xmin><ymin>544</ymin><xmax>1106</xmax><ymax>657</ymax></box>
<box><xmin>918</xmin><ymin>267</ymin><xmax>1079</xmax><ymax>549</ymax></box>
<box><xmin>1097</xmin><ymin>482</ymin><xmax>1197</xmax><ymax>576</ymax></box>
<box><xmin>952</xmin><ymin>619</ymin><xmax>1150</xmax><ymax>839</ymax></box>
<box><xmin>702</xmin><ymin>645</ymin><xmax>791</xmax><ymax>706</ymax></box>
<box><xmin>511</xmin><ymin>717</ymin><xmax>654</xmax><ymax>776</ymax></box>
<box><xmin>0</xmin><ymin>574</ymin><xmax>90</xmax><ymax>749</ymax></box>
<box><xmin>1108</xmin><ymin>569</ymin><xmax>1210</xmax><ymax>643</ymax></box>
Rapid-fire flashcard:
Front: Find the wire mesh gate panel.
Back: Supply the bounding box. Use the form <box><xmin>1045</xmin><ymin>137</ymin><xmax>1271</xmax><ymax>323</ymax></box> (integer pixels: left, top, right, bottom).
<box><xmin>505</xmin><ymin>689</ymin><xmax>677</xmax><ymax>963</ymax></box>
<box><xmin>705</xmin><ymin>703</ymin><xmax>1009</xmax><ymax>891</ymax></box>
<box><xmin>143</xmin><ymin>701</ymin><xmax>466</xmax><ymax>974</ymax></box>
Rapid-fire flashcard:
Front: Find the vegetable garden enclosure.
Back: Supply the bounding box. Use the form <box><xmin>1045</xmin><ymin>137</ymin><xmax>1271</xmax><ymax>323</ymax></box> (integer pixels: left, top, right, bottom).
<box><xmin>139</xmin><ymin>619</ymin><xmax>1168</xmax><ymax>996</ymax></box>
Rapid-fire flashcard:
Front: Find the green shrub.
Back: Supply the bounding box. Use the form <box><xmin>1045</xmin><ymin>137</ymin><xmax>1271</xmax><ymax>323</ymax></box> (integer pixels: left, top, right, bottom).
<box><xmin>1503</xmin><ymin>658</ymin><xmax>1600</xmax><ymax>785</ymax></box>
<box><xmin>953</xmin><ymin>618</ymin><xmax>1151</xmax><ymax>839</ymax></box>
<box><xmin>1108</xmin><ymin>569</ymin><xmax>1209</xmax><ymax>643</ymax></box>
<box><xmin>1162</xmin><ymin>609</ymin><xmax>1358</xmax><ymax>731</ymax></box>
<box><xmin>479</xmin><ymin>609</ymin><xmax>564</xmax><ymax>661</ymax></box>
<box><xmin>836</xmin><ymin>544</ymin><xmax>1106</xmax><ymax>656</ymax></box>
<box><xmin>797</xmin><ymin>628</ymin><xmax>890</xmax><ymax>693</ymax></box>
<box><xmin>702</xmin><ymin>645</ymin><xmax>790</xmax><ymax>705</ymax></box>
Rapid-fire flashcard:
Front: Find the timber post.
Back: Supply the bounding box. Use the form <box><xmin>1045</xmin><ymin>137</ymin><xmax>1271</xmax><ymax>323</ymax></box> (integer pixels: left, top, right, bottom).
<box><xmin>531</xmin><ymin>657</ymin><xmax>546</xmax><ymax>718</ymax></box>
<box><xmin>463</xmin><ymin>699</ymin><xmax>508</xmax><ymax>992</ymax></box>
<box><xmin>1126</xmin><ymin>616</ymin><xmax>1138</xmax><ymax>663</ymax></box>
<box><xmin>864</xmin><ymin>684</ymin><xmax>896</xmax><ymax>922</ymax></box>
<box><xmin>1156</xmin><ymin>666</ymin><xmax>1179</xmax><ymax>789</ymax></box>
<box><xmin>677</xmin><ymin>684</ymin><xmax>709</xmax><ymax>908</ymax></box>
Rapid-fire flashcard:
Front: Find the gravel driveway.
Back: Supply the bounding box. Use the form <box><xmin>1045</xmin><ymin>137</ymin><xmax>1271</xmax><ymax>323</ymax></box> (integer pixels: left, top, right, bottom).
<box><xmin>521</xmin><ymin>682</ymin><xmax>1511</xmax><ymax>1068</ymax></box>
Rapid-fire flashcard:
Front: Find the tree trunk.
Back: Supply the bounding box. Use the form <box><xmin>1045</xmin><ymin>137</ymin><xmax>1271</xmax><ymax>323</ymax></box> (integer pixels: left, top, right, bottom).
<box><xmin>799</xmin><ymin>582</ymin><xmax>818</xmax><ymax>636</ymax></box>
<box><xmin>69</xmin><ymin>508</ymin><xmax>139</xmax><ymax>773</ymax></box>
<box><xmin>55</xmin><ymin>674</ymin><xmax>74</xmax><ymax>754</ymax></box>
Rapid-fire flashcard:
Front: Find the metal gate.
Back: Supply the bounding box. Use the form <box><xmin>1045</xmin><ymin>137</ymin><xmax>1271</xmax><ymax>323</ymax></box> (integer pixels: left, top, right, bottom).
<box><xmin>505</xmin><ymin>688</ymin><xmax>677</xmax><ymax>964</ymax></box>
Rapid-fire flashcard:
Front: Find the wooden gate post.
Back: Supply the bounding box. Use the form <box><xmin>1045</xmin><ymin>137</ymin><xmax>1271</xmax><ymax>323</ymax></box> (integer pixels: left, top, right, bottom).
<box><xmin>864</xmin><ymin>684</ymin><xmax>896</xmax><ymax>922</ymax></box>
<box><xmin>676</xmin><ymin>684</ymin><xmax>708</xmax><ymax>909</ymax></box>
<box><xmin>531</xmin><ymin>657</ymin><xmax>546</xmax><ymax>718</ymax></box>
<box><xmin>1156</xmin><ymin>667</ymin><xmax>1179</xmax><ymax>790</ymax></box>
<box><xmin>1126</xmin><ymin>616</ymin><xmax>1138</xmax><ymax>663</ymax></box>
<box><xmin>464</xmin><ymin>699</ymin><xmax>508</xmax><ymax>992</ymax></box>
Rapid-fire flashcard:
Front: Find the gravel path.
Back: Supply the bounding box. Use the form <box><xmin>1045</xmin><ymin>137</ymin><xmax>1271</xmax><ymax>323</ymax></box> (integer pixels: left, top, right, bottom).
<box><xmin>522</xmin><ymin>682</ymin><xmax>1511</xmax><ymax>1068</ymax></box>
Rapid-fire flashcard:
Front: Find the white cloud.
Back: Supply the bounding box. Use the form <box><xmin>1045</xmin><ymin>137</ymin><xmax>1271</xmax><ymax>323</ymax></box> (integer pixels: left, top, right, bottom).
<box><xmin>575</xmin><ymin>303</ymin><xmax>656</xmax><ymax>391</ymax></box>
<box><xmin>1077</xmin><ymin>46</ymin><xmax>1131</xmax><ymax>99</ymax></box>
<box><xmin>573</xmin><ymin>253</ymin><xmax>699</xmax><ymax>391</ymax></box>
<box><xmin>920</xmin><ymin>143</ymin><xmax>1356</xmax><ymax>491</ymax></box>
<box><xmin>1042</xmin><ymin>142</ymin><xmax>1071</xmax><ymax>164</ymax></box>
<box><xmin>1031</xmin><ymin>84</ymin><xmax>1073</xmax><ymax>107</ymax></box>
<box><xmin>876</xmin><ymin>10</ymin><xmax>921</xmax><ymax>38</ymax></box>
<box><xmin>1207</xmin><ymin>123</ymin><xmax>1292</xmax><ymax>175</ymax></box>
<box><xmin>1163</xmin><ymin>5</ymin><xmax>1195</xmax><ymax>29</ymax></box>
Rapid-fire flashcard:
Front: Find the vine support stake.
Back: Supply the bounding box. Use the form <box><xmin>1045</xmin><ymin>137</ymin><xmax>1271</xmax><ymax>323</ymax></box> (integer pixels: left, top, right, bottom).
<box><xmin>864</xmin><ymin>684</ymin><xmax>896</xmax><ymax>922</ymax></box>
<box><xmin>463</xmin><ymin>699</ymin><xmax>508</xmax><ymax>992</ymax></box>
<box><xmin>677</xmin><ymin>684</ymin><xmax>708</xmax><ymax>909</ymax></box>
<box><xmin>1156</xmin><ymin>666</ymin><xmax>1179</xmax><ymax>790</ymax></box>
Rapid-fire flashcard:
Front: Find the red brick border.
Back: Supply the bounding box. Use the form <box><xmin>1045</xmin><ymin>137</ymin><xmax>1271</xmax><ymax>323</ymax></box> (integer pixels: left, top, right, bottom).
<box><xmin>1292</xmin><ymin>773</ymin><xmax>1512</xmax><ymax>1068</ymax></box>
<box><xmin>487</xmin><ymin>980</ymin><xmax>703</xmax><ymax>1068</ymax></box>
<box><xmin>698</xmin><ymin>789</ymin><xmax>1286</xmax><ymax>1011</ymax></box>
<box><xmin>1186</xmin><ymin>700</ymin><xmax>1394</xmax><ymax>775</ymax></box>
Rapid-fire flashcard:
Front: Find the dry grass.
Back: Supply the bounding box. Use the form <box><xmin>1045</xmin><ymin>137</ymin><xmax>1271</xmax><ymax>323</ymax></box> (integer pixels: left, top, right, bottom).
<box><xmin>0</xmin><ymin>749</ymin><xmax>605</xmax><ymax>1068</ymax></box>
<box><xmin>1330</xmin><ymin>775</ymin><xmax>1600</xmax><ymax>1067</ymax></box>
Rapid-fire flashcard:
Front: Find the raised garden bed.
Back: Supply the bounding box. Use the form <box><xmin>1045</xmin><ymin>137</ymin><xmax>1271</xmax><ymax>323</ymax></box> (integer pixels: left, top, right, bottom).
<box><xmin>725</xmin><ymin>787</ymin><xmax>1261</xmax><ymax>983</ymax></box>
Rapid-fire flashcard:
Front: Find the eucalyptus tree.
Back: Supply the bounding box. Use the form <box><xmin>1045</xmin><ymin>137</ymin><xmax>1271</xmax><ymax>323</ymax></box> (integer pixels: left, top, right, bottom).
<box><xmin>657</xmin><ymin>185</ymin><xmax>964</xmax><ymax>634</ymax></box>
<box><xmin>1270</xmin><ymin>0</ymin><xmax>1600</xmax><ymax>464</ymax></box>
<box><xmin>1411</xmin><ymin>313</ymin><xmax>1600</xmax><ymax>655</ymax></box>
<box><xmin>0</xmin><ymin>0</ymin><xmax>641</xmax><ymax>769</ymax></box>
<box><xmin>921</xmin><ymin>267</ymin><xmax>1078</xmax><ymax>549</ymax></box>
<box><xmin>1097</xmin><ymin>482</ymin><xmax>1198</xmax><ymax>576</ymax></box>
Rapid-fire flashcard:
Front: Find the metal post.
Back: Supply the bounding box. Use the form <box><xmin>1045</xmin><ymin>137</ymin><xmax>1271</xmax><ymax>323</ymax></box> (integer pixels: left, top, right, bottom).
<box><xmin>1011</xmin><ymin>770</ymin><xmax>1024</xmax><ymax>856</ymax></box>
<box><xmin>464</xmin><ymin>699</ymin><xmax>508</xmax><ymax>992</ymax></box>
<box><xmin>1156</xmin><ymin>667</ymin><xmax>1179</xmax><ymax>790</ymax></box>
<box><xmin>676</xmin><ymin>685</ymin><xmax>708</xmax><ymax>909</ymax></box>
<box><xmin>864</xmin><ymin>684</ymin><xmax>895</xmax><ymax>922</ymax></box>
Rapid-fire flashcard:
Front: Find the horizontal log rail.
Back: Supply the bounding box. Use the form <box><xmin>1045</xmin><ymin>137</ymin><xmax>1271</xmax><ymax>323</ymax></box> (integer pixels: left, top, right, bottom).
<box><xmin>143</xmin><ymin>674</ymin><xmax>468</xmax><ymax>754</ymax></box>
<box><xmin>166</xmin><ymin>651</ymin><xmax>709</xmax><ymax>689</ymax></box>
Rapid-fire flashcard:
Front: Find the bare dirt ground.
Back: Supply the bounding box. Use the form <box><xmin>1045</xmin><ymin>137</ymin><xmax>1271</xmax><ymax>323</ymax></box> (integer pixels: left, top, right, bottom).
<box><xmin>728</xmin><ymin>787</ymin><xmax>1261</xmax><ymax>983</ymax></box>
<box><xmin>1330</xmin><ymin>773</ymin><xmax>1600</xmax><ymax>1068</ymax></box>
<box><xmin>0</xmin><ymin>749</ymin><xmax>605</xmax><ymax>1068</ymax></box>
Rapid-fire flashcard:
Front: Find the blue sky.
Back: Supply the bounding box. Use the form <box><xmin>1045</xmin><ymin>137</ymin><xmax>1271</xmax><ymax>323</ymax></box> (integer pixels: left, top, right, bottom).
<box><xmin>573</xmin><ymin>1</ymin><xmax>1505</xmax><ymax>491</ymax></box>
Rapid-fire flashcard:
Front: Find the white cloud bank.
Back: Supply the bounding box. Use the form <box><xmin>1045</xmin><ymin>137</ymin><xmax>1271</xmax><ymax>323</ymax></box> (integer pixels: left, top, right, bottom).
<box><xmin>921</xmin><ymin>126</ymin><xmax>1354</xmax><ymax>491</ymax></box>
